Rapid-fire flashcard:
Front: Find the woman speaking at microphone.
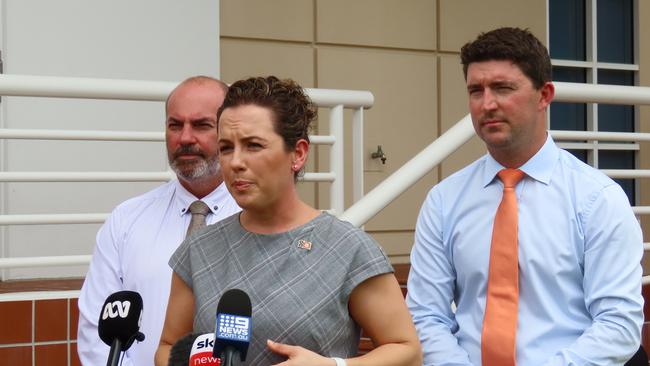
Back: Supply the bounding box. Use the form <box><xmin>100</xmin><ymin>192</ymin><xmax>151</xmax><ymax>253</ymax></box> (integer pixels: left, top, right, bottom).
<box><xmin>155</xmin><ymin>76</ymin><xmax>421</xmax><ymax>366</ymax></box>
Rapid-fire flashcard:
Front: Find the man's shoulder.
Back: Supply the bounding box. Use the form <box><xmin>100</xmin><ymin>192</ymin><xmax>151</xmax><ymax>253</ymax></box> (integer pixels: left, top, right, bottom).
<box><xmin>431</xmin><ymin>156</ymin><xmax>486</xmax><ymax>195</ymax></box>
<box><xmin>557</xmin><ymin>149</ymin><xmax>617</xmax><ymax>189</ymax></box>
<box><xmin>111</xmin><ymin>180</ymin><xmax>177</xmax><ymax>214</ymax></box>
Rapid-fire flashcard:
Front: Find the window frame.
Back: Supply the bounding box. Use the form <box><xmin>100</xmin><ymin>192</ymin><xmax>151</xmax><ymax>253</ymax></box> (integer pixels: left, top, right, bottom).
<box><xmin>546</xmin><ymin>0</ymin><xmax>639</xmax><ymax>203</ymax></box>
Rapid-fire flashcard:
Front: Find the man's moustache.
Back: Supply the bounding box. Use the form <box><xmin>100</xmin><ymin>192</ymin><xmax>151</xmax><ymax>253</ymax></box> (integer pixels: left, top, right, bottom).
<box><xmin>173</xmin><ymin>146</ymin><xmax>205</xmax><ymax>159</ymax></box>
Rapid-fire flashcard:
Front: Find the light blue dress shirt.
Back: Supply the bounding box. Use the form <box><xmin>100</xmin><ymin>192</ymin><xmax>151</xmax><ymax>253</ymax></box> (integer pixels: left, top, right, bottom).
<box><xmin>407</xmin><ymin>135</ymin><xmax>643</xmax><ymax>365</ymax></box>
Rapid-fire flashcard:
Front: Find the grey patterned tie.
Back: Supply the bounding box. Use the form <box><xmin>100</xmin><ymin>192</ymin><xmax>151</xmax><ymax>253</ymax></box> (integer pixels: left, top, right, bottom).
<box><xmin>186</xmin><ymin>200</ymin><xmax>211</xmax><ymax>237</ymax></box>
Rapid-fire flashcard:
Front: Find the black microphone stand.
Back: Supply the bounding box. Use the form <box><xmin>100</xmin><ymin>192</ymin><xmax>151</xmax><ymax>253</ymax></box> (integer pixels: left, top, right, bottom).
<box><xmin>106</xmin><ymin>338</ymin><xmax>122</xmax><ymax>366</ymax></box>
<box><xmin>220</xmin><ymin>346</ymin><xmax>241</xmax><ymax>366</ymax></box>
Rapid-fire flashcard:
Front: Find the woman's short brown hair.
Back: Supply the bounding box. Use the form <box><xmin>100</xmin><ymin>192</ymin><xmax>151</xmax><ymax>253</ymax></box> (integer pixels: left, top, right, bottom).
<box><xmin>217</xmin><ymin>76</ymin><xmax>316</xmax><ymax>152</ymax></box>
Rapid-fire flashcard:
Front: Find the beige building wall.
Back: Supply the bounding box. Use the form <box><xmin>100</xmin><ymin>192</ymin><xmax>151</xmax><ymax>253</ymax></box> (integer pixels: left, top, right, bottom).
<box><xmin>220</xmin><ymin>0</ymin><xmax>646</xmax><ymax>267</ymax></box>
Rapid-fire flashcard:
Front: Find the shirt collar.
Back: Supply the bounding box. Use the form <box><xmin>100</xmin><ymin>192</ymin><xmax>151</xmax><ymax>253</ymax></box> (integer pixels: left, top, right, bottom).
<box><xmin>173</xmin><ymin>179</ymin><xmax>231</xmax><ymax>216</ymax></box>
<box><xmin>482</xmin><ymin>134</ymin><xmax>559</xmax><ymax>187</ymax></box>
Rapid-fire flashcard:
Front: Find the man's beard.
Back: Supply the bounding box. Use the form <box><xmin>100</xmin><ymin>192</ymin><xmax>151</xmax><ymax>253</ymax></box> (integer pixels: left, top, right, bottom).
<box><xmin>168</xmin><ymin>145</ymin><xmax>220</xmax><ymax>181</ymax></box>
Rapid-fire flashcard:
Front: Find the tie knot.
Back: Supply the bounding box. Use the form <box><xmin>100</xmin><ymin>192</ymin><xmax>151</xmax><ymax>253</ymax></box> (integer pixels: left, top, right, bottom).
<box><xmin>188</xmin><ymin>200</ymin><xmax>210</xmax><ymax>216</ymax></box>
<box><xmin>497</xmin><ymin>169</ymin><xmax>525</xmax><ymax>188</ymax></box>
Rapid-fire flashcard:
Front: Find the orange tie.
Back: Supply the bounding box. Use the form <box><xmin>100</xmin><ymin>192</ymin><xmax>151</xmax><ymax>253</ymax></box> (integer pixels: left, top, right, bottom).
<box><xmin>481</xmin><ymin>168</ymin><xmax>525</xmax><ymax>366</ymax></box>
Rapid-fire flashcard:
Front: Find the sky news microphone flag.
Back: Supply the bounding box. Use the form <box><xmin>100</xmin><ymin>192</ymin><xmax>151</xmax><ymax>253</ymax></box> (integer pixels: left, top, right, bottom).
<box><xmin>168</xmin><ymin>333</ymin><xmax>220</xmax><ymax>366</ymax></box>
<box><xmin>192</xmin><ymin>333</ymin><xmax>221</xmax><ymax>365</ymax></box>
<box><xmin>213</xmin><ymin>289</ymin><xmax>252</xmax><ymax>364</ymax></box>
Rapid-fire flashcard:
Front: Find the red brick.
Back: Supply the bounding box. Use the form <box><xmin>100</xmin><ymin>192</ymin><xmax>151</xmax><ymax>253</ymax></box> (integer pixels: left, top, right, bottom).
<box><xmin>70</xmin><ymin>343</ymin><xmax>81</xmax><ymax>366</ymax></box>
<box><xmin>393</xmin><ymin>263</ymin><xmax>410</xmax><ymax>285</ymax></box>
<box><xmin>0</xmin><ymin>301</ymin><xmax>32</xmax><ymax>344</ymax></box>
<box><xmin>358</xmin><ymin>337</ymin><xmax>374</xmax><ymax>355</ymax></box>
<box><xmin>0</xmin><ymin>345</ymin><xmax>32</xmax><ymax>366</ymax></box>
<box><xmin>642</xmin><ymin>286</ymin><xmax>650</xmax><ymax>356</ymax></box>
<box><xmin>70</xmin><ymin>298</ymin><xmax>79</xmax><ymax>340</ymax></box>
<box><xmin>642</xmin><ymin>322</ymin><xmax>650</xmax><ymax>358</ymax></box>
<box><xmin>35</xmin><ymin>343</ymin><xmax>67</xmax><ymax>366</ymax></box>
<box><xmin>35</xmin><ymin>299</ymin><xmax>67</xmax><ymax>342</ymax></box>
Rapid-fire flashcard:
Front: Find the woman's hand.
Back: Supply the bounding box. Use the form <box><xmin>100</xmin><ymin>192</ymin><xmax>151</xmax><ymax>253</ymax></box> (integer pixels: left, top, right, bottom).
<box><xmin>267</xmin><ymin>339</ymin><xmax>336</xmax><ymax>366</ymax></box>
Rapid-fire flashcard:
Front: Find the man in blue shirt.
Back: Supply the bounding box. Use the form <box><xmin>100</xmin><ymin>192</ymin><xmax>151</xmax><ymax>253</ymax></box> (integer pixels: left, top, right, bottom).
<box><xmin>407</xmin><ymin>27</ymin><xmax>643</xmax><ymax>365</ymax></box>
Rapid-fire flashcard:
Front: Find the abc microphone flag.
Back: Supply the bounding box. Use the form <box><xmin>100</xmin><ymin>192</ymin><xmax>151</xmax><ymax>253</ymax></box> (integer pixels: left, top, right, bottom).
<box><xmin>98</xmin><ymin>291</ymin><xmax>145</xmax><ymax>366</ymax></box>
<box><xmin>213</xmin><ymin>289</ymin><xmax>252</xmax><ymax>365</ymax></box>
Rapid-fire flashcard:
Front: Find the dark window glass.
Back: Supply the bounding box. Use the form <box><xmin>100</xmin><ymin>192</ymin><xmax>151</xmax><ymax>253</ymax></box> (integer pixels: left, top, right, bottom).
<box><xmin>599</xmin><ymin>150</ymin><xmax>635</xmax><ymax>204</ymax></box>
<box><xmin>597</xmin><ymin>0</ymin><xmax>633</xmax><ymax>63</ymax></box>
<box><xmin>551</xmin><ymin>67</ymin><xmax>587</xmax><ymax>131</ymax></box>
<box><xmin>597</xmin><ymin>70</ymin><xmax>634</xmax><ymax>132</ymax></box>
<box><xmin>549</xmin><ymin>0</ymin><xmax>586</xmax><ymax>60</ymax></box>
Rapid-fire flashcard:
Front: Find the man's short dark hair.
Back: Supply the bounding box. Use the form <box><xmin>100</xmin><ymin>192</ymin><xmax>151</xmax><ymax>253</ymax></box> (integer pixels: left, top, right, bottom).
<box><xmin>460</xmin><ymin>27</ymin><xmax>551</xmax><ymax>89</ymax></box>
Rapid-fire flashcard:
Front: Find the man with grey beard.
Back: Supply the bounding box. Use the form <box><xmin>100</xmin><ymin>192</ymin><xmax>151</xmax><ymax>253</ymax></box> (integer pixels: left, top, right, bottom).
<box><xmin>77</xmin><ymin>76</ymin><xmax>240</xmax><ymax>366</ymax></box>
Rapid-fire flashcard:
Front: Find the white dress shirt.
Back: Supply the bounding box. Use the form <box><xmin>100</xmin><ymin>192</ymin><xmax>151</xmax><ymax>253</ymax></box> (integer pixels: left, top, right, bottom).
<box><xmin>77</xmin><ymin>179</ymin><xmax>240</xmax><ymax>366</ymax></box>
<box><xmin>407</xmin><ymin>135</ymin><xmax>643</xmax><ymax>365</ymax></box>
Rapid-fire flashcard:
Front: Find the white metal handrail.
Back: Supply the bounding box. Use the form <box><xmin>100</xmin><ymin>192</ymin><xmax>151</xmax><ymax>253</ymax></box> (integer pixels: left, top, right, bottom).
<box><xmin>1</xmin><ymin>255</ymin><xmax>92</xmax><ymax>269</ymax></box>
<box><xmin>0</xmin><ymin>129</ymin><xmax>164</xmax><ymax>141</ymax></box>
<box><xmin>0</xmin><ymin>74</ymin><xmax>374</xmax><ymax>272</ymax></box>
<box><xmin>633</xmin><ymin>207</ymin><xmax>650</xmax><ymax>215</ymax></box>
<box><xmin>600</xmin><ymin>170</ymin><xmax>650</xmax><ymax>179</ymax></box>
<box><xmin>553</xmin><ymin>81</ymin><xmax>650</xmax><ymax>105</ymax></box>
<box><xmin>0</xmin><ymin>214</ymin><xmax>108</xmax><ymax>225</ymax></box>
<box><xmin>0</xmin><ymin>172</ymin><xmax>175</xmax><ymax>182</ymax></box>
<box><xmin>0</xmin><ymin>74</ymin><xmax>174</xmax><ymax>100</ymax></box>
<box><xmin>0</xmin><ymin>74</ymin><xmax>374</xmax><ymax>107</ymax></box>
<box><xmin>0</xmin><ymin>172</ymin><xmax>335</xmax><ymax>184</ymax></box>
<box><xmin>551</xmin><ymin>130</ymin><xmax>650</xmax><ymax>142</ymax></box>
<box><xmin>0</xmin><ymin>128</ymin><xmax>337</xmax><ymax>144</ymax></box>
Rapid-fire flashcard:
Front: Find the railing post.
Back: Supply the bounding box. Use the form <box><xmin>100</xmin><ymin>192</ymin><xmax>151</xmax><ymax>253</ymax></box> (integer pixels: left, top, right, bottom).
<box><xmin>330</xmin><ymin>105</ymin><xmax>345</xmax><ymax>215</ymax></box>
<box><xmin>352</xmin><ymin>107</ymin><xmax>364</xmax><ymax>204</ymax></box>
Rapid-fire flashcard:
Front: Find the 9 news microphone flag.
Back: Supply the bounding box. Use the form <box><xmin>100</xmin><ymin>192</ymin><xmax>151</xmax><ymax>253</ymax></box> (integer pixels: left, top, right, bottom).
<box><xmin>98</xmin><ymin>291</ymin><xmax>145</xmax><ymax>366</ymax></box>
<box><xmin>213</xmin><ymin>289</ymin><xmax>252</xmax><ymax>366</ymax></box>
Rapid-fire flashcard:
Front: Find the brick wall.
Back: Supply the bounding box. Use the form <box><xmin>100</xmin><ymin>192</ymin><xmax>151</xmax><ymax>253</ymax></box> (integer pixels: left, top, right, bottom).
<box><xmin>0</xmin><ymin>299</ymin><xmax>80</xmax><ymax>366</ymax></box>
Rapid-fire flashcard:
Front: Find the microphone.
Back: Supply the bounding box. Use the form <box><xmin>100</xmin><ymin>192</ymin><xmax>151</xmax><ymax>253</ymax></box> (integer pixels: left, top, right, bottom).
<box><xmin>169</xmin><ymin>333</ymin><xmax>220</xmax><ymax>366</ymax></box>
<box><xmin>212</xmin><ymin>289</ymin><xmax>252</xmax><ymax>366</ymax></box>
<box><xmin>97</xmin><ymin>291</ymin><xmax>145</xmax><ymax>366</ymax></box>
<box><xmin>191</xmin><ymin>333</ymin><xmax>221</xmax><ymax>365</ymax></box>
